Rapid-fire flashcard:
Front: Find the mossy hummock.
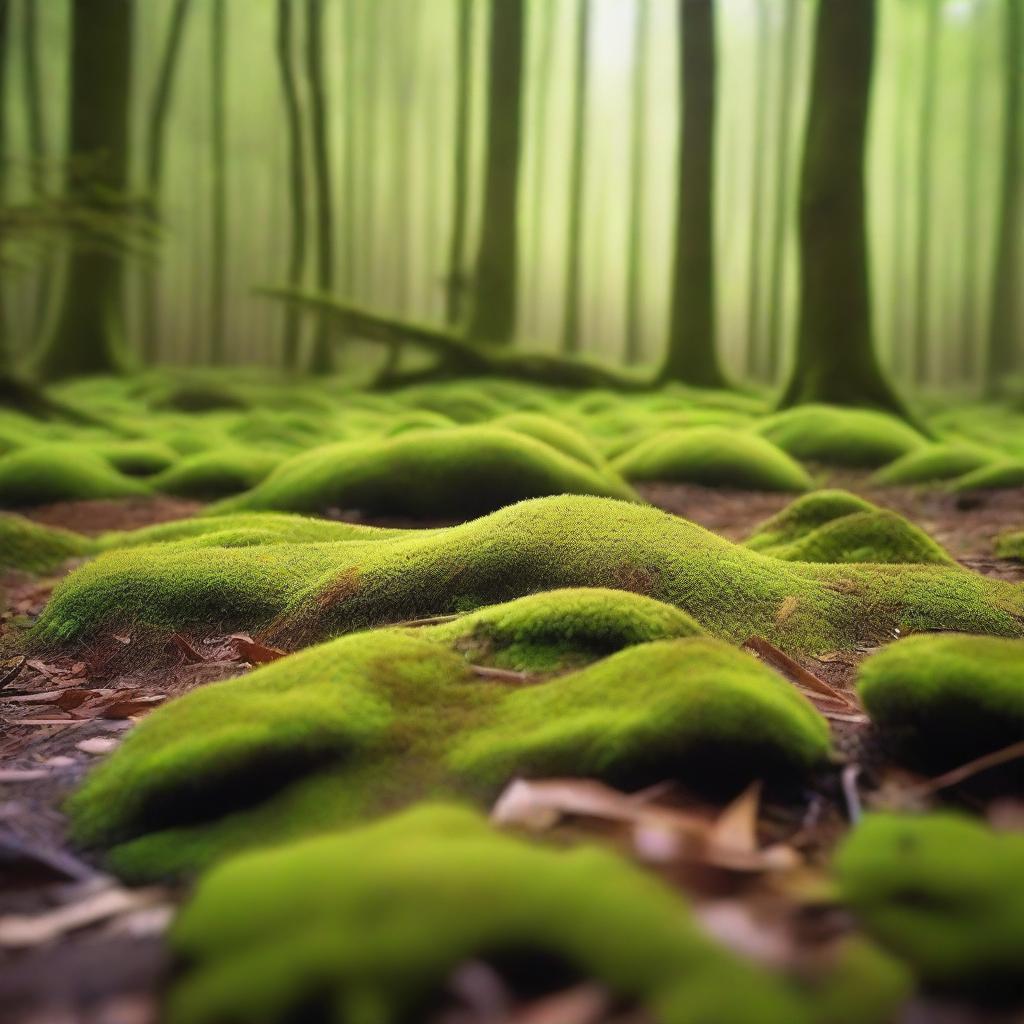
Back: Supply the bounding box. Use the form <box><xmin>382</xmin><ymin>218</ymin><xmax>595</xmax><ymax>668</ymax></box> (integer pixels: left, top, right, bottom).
<box><xmin>856</xmin><ymin>633</ymin><xmax>1024</xmax><ymax>768</ymax></box>
<box><xmin>167</xmin><ymin>804</ymin><xmax>809</xmax><ymax>1024</ymax></box>
<box><xmin>870</xmin><ymin>442</ymin><xmax>997</xmax><ymax>486</ymax></box>
<box><xmin>0</xmin><ymin>513</ymin><xmax>95</xmax><ymax>573</ymax></box>
<box><xmin>0</xmin><ymin>444</ymin><xmax>150</xmax><ymax>507</ymax></box>
<box><xmin>995</xmin><ymin>531</ymin><xmax>1024</xmax><ymax>561</ymax></box>
<box><xmin>836</xmin><ymin>813</ymin><xmax>1024</xmax><ymax>998</ymax></box>
<box><xmin>150</xmin><ymin>448</ymin><xmax>285</xmax><ymax>499</ymax></box>
<box><xmin>612</xmin><ymin>427</ymin><xmax>812</xmax><ymax>491</ymax></box>
<box><xmin>949</xmin><ymin>459</ymin><xmax>1024</xmax><ymax>492</ymax></box>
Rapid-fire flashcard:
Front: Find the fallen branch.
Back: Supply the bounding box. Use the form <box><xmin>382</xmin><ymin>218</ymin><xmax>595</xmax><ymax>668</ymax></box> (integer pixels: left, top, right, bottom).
<box><xmin>743</xmin><ymin>636</ymin><xmax>857</xmax><ymax>709</ymax></box>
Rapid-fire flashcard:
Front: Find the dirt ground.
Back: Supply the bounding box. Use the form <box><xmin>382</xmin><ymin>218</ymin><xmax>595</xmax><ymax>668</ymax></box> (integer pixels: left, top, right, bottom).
<box><xmin>1</xmin><ymin>479</ymin><xmax>1021</xmax><ymax>1024</ymax></box>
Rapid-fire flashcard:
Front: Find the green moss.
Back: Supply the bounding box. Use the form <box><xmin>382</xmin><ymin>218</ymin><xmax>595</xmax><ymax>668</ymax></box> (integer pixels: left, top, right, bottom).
<box><xmin>491</xmin><ymin>412</ymin><xmax>606</xmax><ymax>468</ymax></box>
<box><xmin>32</xmin><ymin>496</ymin><xmax>1024</xmax><ymax>653</ymax></box>
<box><xmin>211</xmin><ymin>427</ymin><xmax>637</xmax><ymax>518</ymax></box>
<box><xmin>167</xmin><ymin>805</ymin><xmax>808</xmax><ymax>1024</ymax></box>
<box><xmin>0</xmin><ymin>513</ymin><xmax>95</xmax><ymax>572</ymax></box>
<box><xmin>755</xmin><ymin>405</ymin><xmax>927</xmax><ymax>468</ymax></box>
<box><xmin>995</xmin><ymin>531</ymin><xmax>1024</xmax><ymax>560</ymax></box>
<box><xmin>869</xmin><ymin>443</ymin><xmax>997</xmax><ymax>486</ymax></box>
<box><xmin>68</xmin><ymin>628</ymin><xmax>829</xmax><ymax>877</ymax></box>
<box><xmin>613</xmin><ymin>427</ymin><xmax>813</xmax><ymax>491</ymax></box>
<box><xmin>422</xmin><ymin>587</ymin><xmax>705</xmax><ymax>671</ymax></box>
<box><xmin>856</xmin><ymin>633</ymin><xmax>1024</xmax><ymax>768</ymax></box>
<box><xmin>836</xmin><ymin>813</ymin><xmax>1024</xmax><ymax>997</ymax></box>
<box><xmin>148</xmin><ymin>379</ymin><xmax>251</xmax><ymax>412</ymax></box>
<box><xmin>746</xmin><ymin>491</ymin><xmax>876</xmax><ymax>552</ymax></box>
<box><xmin>0</xmin><ymin>444</ymin><xmax>150</xmax><ymax>507</ymax></box>
<box><xmin>92</xmin><ymin>440</ymin><xmax>179</xmax><ymax>477</ymax></box>
<box><xmin>949</xmin><ymin>459</ymin><xmax>1024</xmax><ymax>492</ymax></box>
<box><xmin>150</xmin><ymin>448</ymin><xmax>285</xmax><ymax>499</ymax></box>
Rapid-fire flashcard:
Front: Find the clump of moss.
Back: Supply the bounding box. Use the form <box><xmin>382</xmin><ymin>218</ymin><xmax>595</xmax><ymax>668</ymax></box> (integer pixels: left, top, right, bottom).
<box><xmin>870</xmin><ymin>443</ymin><xmax>997</xmax><ymax>486</ymax></box>
<box><xmin>0</xmin><ymin>444</ymin><xmax>150</xmax><ymax>507</ymax></box>
<box><xmin>422</xmin><ymin>587</ymin><xmax>705</xmax><ymax>671</ymax></box>
<box><xmin>836</xmin><ymin>813</ymin><xmax>1024</xmax><ymax>998</ymax></box>
<box><xmin>150</xmin><ymin>448</ymin><xmax>285</xmax><ymax>500</ymax></box>
<box><xmin>92</xmin><ymin>440</ymin><xmax>179</xmax><ymax>477</ymax></box>
<box><xmin>994</xmin><ymin>531</ymin><xmax>1024</xmax><ymax>561</ymax></box>
<box><xmin>949</xmin><ymin>459</ymin><xmax>1024</xmax><ymax>492</ymax></box>
<box><xmin>612</xmin><ymin>427</ymin><xmax>812</xmax><ymax>491</ymax></box>
<box><xmin>0</xmin><ymin>513</ymin><xmax>95</xmax><ymax>573</ymax></box>
<box><xmin>492</xmin><ymin>412</ymin><xmax>607</xmax><ymax>469</ymax></box>
<box><xmin>746</xmin><ymin>492</ymin><xmax>952</xmax><ymax>565</ymax></box>
<box><xmin>167</xmin><ymin>804</ymin><xmax>808</xmax><ymax>1024</ymax></box>
<box><xmin>212</xmin><ymin>428</ymin><xmax>637</xmax><ymax>518</ymax></box>
<box><xmin>856</xmin><ymin>633</ymin><xmax>1024</xmax><ymax>768</ymax></box>
<box><xmin>68</xmin><ymin>629</ymin><xmax>829</xmax><ymax>877</ymax></box>
<box><xmin>755</xmin><ymin>405</ymin><xmax>927</xmax><ymax>468</ymax></box>
<box><xmin>148</xmin><ymin>379</ymin><xmax>250</xmax><ymax>412</ymax></box>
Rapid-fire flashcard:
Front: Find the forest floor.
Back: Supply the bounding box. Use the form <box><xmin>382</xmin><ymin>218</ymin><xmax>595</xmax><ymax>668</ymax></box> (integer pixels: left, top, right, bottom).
<box><xmin>1</xmin><ymin>476</ymin><xmax>1022</xmax><ymax>1024</ymax></box>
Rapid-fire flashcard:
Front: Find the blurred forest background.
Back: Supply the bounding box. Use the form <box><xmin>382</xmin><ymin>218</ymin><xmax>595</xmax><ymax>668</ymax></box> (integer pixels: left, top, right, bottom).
<box><xmin>0</xmin><ymin>0</ymin><xmax>1020</xmax><ymax>394</ymax></box>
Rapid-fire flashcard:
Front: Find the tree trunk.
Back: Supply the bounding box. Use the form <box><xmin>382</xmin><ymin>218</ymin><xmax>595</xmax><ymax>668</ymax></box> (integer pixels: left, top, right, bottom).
<box><xmin>562</xmin><ymin>0</ymin><xmax>591</xmax><ymax>354</ymax></box>
<box><xmin>986</xmin><ymin>0</ymin><xmax>1022</xmax><ymax>393</ymax></box>
<box><xmin>0</xmin><ymin>0</ymin><xmax>9</xmax><ymax>370</ymax></box>
<box><xmin>445</xmin><ymin>0</ymin><xmax>473</xmax><ymax>327</ymax></box>
<box><xmin>777</xmin><ymin>0</ymin><xmax>910</xmax><ymax>417</ymax></box>
<box><xmin>624</xmin><ymin>0</ymin><xmax>649</xmax><ymax>365</ymax></box>
<box><xmin>465</xmin><ymin>0</ymin><xmax>524</xmax><ymax>345</ymax></box>
<box><xmin>36</xmin><ymin>0</ymin><xmax>134</xmax><ymax>381</ymax></box>
<box><xmin>306</xmin><ymin>0</ymin><xmax>335</xmax><ymax>374</ymax></box>
<box><xmin>745</xmin><ymin>0</ymin><xmax>770</xmax><ymax>380</ymax></box>
<box><xmin>660</xmin><ymin>0</ymin><xmax>725</xmax><ymax>387</ymax></box>
<box><xmin>209</xmin><ymin>0</ymin><xmax>227</xmax><ymax>364</ymax></box>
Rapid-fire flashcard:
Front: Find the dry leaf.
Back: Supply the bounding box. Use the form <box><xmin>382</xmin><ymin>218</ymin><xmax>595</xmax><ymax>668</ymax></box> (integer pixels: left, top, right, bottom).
<box><xmin>96</xmin><ymin>694</ymin><xmax>166</xmax><ymax>719</ymax></box>
<box><xmin>775</xmin><ymin>596</ymin><xmax>799</xmax><ymax>625</ymax></box>
<box><xmin>743</xmin><ymin>636</ymin><xmax>856</xmax><ymax>709</ymax></box>
<box><xmin>229</xmin><ymin>633</ymin><xmax>288</xmax><ymax>665</ymax></box>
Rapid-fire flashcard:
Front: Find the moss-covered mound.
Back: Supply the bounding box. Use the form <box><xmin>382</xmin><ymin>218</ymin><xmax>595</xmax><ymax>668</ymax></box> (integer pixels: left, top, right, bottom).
<box><xmin>492</xmin><ymin>411</ymin><xmax>607</xmax><ymax>468</ymax></box>
<box><xmin>949</xmin><ymin>459</ymin><xmax>1024</xmax><ymax>492</ymax></box>
<box><xmin>856</xmin><ymin>633</ymin><xmax>1024</xmax><ymax>768</ymax></box>
<box><xmin>92</xmin><ymin>440</ymin><xmax>180</xmax><ymax>477</ymax></box>
<box><xmin>612</xmin><ymin>427</ymin><xmax>812</xmax><ymax>491</ymax></box>
<box><xmin>746</xmin><ymin>492</ymin><xmax>952</xmax><ymax>565</ymax></box>
<box><xmin>0</xmin><ymin>513</ymin><xmax>95</xmax><ymax>573</ymax></box>
<box><xmin>994</xmin><ymin>531</ymin><xmax>1024</xmax><ymax>561</ymax></box>
<box><xmin>755</xmin><ymin>406</ymin><xmax>927</xmax><ymax>468</ymax></box>
<box><xmin>0</xmin><ymin>444</ymin><xmax>150</xmax><ymax>507</ymax></box>
<box><xmin>32</xmin><ymin>496</ymin><xmax>1024</xmax><ymax>653</ymax></box>
<box><xmin>150</xmin><ymin>448</ymin><xmax>285</xmax><ymax>499</ymax></box>
<box><xmin>836</xmin><ymin>813</ymin><xmax>1024</xmax><ymax>998</ymax></box>
<box><xmin>212</xmin><ymin>427</ymin><xmax>636</xmax><ymax>518</ymax></box>
<box><xmin>167</xmin><ymin>804</ymin><xmax>808</xmax><ymax>1024</ymax></box>
<box><xmin>870</xmin><ymin>443</ymin><xmax>997</xmax><ymax>486</ymax></box>
<box><xmin>422</xmin><ymin>587</ymin><xmax>705</xmax><ymax>672</ymax></box>
<box><xmin>68</xmin><ymin>629</ymin><xmax>829</xmax><ymax>877</ymax></box>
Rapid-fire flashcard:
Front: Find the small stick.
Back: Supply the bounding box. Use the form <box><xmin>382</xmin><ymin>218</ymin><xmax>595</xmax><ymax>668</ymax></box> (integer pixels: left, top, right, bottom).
<box><xmin>910</xmin><ymin>740</ymin><xmax>1024</xmax><ymax>796</ymax></box>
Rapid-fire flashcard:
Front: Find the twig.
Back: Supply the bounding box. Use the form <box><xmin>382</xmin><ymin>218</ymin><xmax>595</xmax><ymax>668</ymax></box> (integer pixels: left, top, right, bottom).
<box><xmin>389</xmin><ymin>613</ymin><xmax>463</xmax><ymax>629</ymax></box>
<box><xmin>469</xmin><ymin>664</ymin><xmax>536</xmax><ymax>685</ymax></box>
<box><xmin>909</xmin><ymin>740</ymin><xmax>1024</xmax><ymax>796</ymax></box>
<box><xmin>743</xmin><ymin>636</ymin><xmax>857</xmax><ymax>709</ymax></box>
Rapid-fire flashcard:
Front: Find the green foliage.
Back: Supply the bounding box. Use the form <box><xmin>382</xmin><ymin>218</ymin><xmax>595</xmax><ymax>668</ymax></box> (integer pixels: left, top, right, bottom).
<box><xmin>150</xmin><ymin>448</ymin><xmax>285</xmax><ymax>499</ymax></box>
<box><xmin>856</xmin><ymin>633</ymin><xmax>1024</xmax><ymax>768</ymax></box>
<box><xmin>0</xmin><ymin>513</ymin><xmax>95</xmax><ymax>573</ymax></box>
<box><xmin>755</xmin><ymin>405</ymin><xmax>927</xmax><ymax>467</ymax></box>
<box><xmin>0</xmin><ymin>444</ymin><xmax>150</xmax><ymax>506</ymax></box>
<box><xmin>612</xmin><ymin>427</ymin><xmax>812</xmax><ymax>491</ymax></box>
<box><xmin>836</xmin><ymin>814</ymin><xmax>1024</xmax><ymax>997</ymax></box>
<box><xmin>870</xmin><ymin>443</ymin><xmax>997</xmax><ymax>486</ymax></box>
<box><xmin>167</xmin><ymin>804</ymin><xmax>808</xmax><ymax>1024</ymax></box>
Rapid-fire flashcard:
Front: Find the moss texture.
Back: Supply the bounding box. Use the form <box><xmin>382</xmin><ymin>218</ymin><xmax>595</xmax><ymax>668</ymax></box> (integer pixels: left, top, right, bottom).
<box><xmin>0</xmin><ymin>444</ymin><xmax>150</xmax><ymax>506</ymax></box>
<box><xmin>755</xmin><ymin>406</ymin><xmax>927</xmax><ymax>468</ymax></box>
<box><xmin>67</xmin><ymin>628</ymin><xmax>830</xmax><ymax>877</ymax></box>
<box><xmin>949</xmin><ymin>459</ymin><xmax>1024</xmax><ymax>492</ymax></box>
<box><xmin>870</xmin><ymin>443</ymin><xmax>997</xmax><ymax>486</ymax></box>
<box><xmin>856</xmin><ymin>633</ymin><xmax>1024</xmax><ymax>768</ymax></box>
<box><xmin>836</xmin><ymin>813</ymin><xmax>1024</xmax><ymax>998</ymax></box>
<box><xmin>32</xmin><ymin>496</ymin><xmax>1024</xmax><ymax>653</ymax></box>
<box><xmin>212</xmin><ymin>427</ymin><xmax>636</xmax><ymax>518</ymax></box>
<box><xmin>0</xmin><ymin>513</ymin><xmax>95</xmax><ymax>573</ymax></box>
<box><xmin>167</xmin><ymin>804</ymin><xmax>808</xmax><ymax>1024</ymax></box>
<box><xmin>93</xmin><ymin>440</ymin><xmax>180</xmax><ymax>477</ymax></box>
<box><xmin>995</xmin><ymin>531</ymin><xmax>1024</xmax><ymax>561</ymax></box>
<box><xmin>612</xmin><ymin>427</ymin><xmax>812</xmax><ymax>491</ymax></box>
<box><xmin>492</xmin><ymin>411</ymin><xmax>607</xmax><ymax>468</ymax></box>
<box><xmin>150</xmin><ymin>448</ymin><xmax>285</xmax><ymax>499</ymax></box>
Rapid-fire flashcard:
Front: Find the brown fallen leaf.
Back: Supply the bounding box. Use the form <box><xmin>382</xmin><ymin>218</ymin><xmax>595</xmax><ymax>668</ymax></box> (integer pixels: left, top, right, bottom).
<box><xmin>775</xmin><ymin>596</ymin><xmax>799</xmax><ymax>625</ymax></box>
<box><xmin>229</xmin><ymin>633</ymin><xmax>288</xmax><ymax>665</ymax></box>
<box><xmin>8</xmin><ymin>686</ymin><xmax>99</xmax><ymax>711</ymax></box>
<box><xmin>743</xmin><ymin>636</ymin><xmax>856</xmax><ymax>709</ymax></box>
<box><xmin>97</xmin><ymin>694</ymin><xmax>166</xmax><ymax>719</ymax></box>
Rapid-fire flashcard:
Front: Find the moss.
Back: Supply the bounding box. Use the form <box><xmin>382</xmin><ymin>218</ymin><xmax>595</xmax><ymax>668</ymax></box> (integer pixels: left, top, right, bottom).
<box><xmin>805</xmin><ymin>939</ymin><xmax>912</xmax><ymax>1024</ymax></box>
<box><xmin>755</xmin><ymin>405</ymin><xmax>927</xmax><ymax>468</ymax></box>
<box><xmin>949</xmin><ymin>459</ymin><xmax>1024</xmax><ymax>492</ymax></box>
<box><xmin>0</xmin><ymin>513</ymin><xmax>95</xmax><ymax>573</ymax></box>
<box><xmin>148</xmin><ymin>379</ymin><xmax>251</xmax><ymax>412</ymax></box>
<box><xmin>491</xmin><ymin>412</ymin><xmax>606</xmax><ymax>468</ymax></box>
<box><xmin>32</xmin><ymin>496</ymin><xmax>1024</xmax><ymax>653</ymax></box>
<box><xmin>0</xmin><ymin>444</ymin><xmax>150</xmax><ymax>507</ymax></box>
<box><xmin>995</xmin><ymin>531</ymin><xmax>1024</xmax><ymax>560</ymax></box>
<box><xmin>211</xmin><ymin>427</ymin><xmax>637</xmax><ymax>518</ymax></box>
<box><xmin>869</xmin><ymin>443</ymin><xmax>997</xmax><ymax>486</ymax></box>
<box><xmin>613</xmin><ymin>427</ymin><xmax>813</xmax><ymax>491</ymax></box>
<box><xmin>68</xmin><ymin>629</ymin><xmax>829</xmax><ymax>877</ymax></box>
<box><xmin>422</xmin><ymin>587</ymin><xmax>705</xmax><ymax>672</ymax></box>
<box><xmin>746</xmin><ymin>491</ymin><xmax>877</xmax><ymax>552</ymax></box>
<box><xmin>92</xmin><ymin>440</ymin><xmax>179</xmax><ymax>477</ymax></box>
<box><xmin>836</xmin><ymin>813</ymin><xmax>1024</xmax><ymax>997</ymax></box>
<box><xmin>856</xmin><ymin>633</ymin><xmax>1024</xmax><ymax>768</ymax></box>
<box><xmin>150</xmin><ymin>448</ymin><xmax>285</xmax><ymax>499</ymax></box>
<box><xmin>166</xmin><ymin>805</ymin><xmax>808</xmax><ymax>1024</ymax></box>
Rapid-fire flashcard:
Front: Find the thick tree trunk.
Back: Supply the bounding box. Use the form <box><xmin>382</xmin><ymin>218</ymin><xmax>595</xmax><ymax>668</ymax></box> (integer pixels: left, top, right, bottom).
<box><xmin>465</xmin><ymin>0</ymin><xmax>524</xmax><ymax>345</ymax></box>
<box><xmin>36</xmin><ymin>0</ymin><xmax>134</xmax><ymax>381</ymax></box>
<box><xmin>986</xmin><ymin>0</ymin><xmax>1022</xmax><ymax>393</ymax></box>
<box><xmin>624</xmin><ymin>0</ymin><xmax>649</xmax><ymax>365</ymax></box>
<box><xmin>445</xmin><ymin>0</ymin><xmax>473</xmax><ymax>327</ymax></box>
<box><xmin>777</xmin><ymin>0</ymin><xmax>910</xmax><ymax>417</ymax></box>
<box><xmin>209</xmin><ymin>0</ymin><xmax>227</xmax><ymax>364</ymax></box>
<box><xmin>660</xmin><ymin>0</ymin><xmax>725</xmax><ymax>388</ymax></box>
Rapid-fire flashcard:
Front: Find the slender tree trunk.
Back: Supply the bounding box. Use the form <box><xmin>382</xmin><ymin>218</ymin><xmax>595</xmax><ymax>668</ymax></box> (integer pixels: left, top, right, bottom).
<box><xmin>746</xmin><ymin>0</ymin><xmax>770</xmax><ymax>380</ymax></box>
<box><xmin>763</xmin><ymin>0</ymin><xmax>799</xmax><ymax>385</ymax></box>
<box><xmin>624</xmin><ymin>0</ymin><xmax>649</xmax><ymax>365</ymax></box>
<box><xmin>889</xmin><ymin>29</ymin><xmax>912</xmax><ymax>380</ymax></box>
<box><xmin>306</xmin><ymin>0</ymin><xmax>335</xmax><ymax>374</ymax></box>
<box><xmin>391</xmin><ymin>0</ymin><xmax>419</xmax><ymax>317</ymax></box>
<box><xmin>465</xmin><ymin>0</ymin><xmax>524</xmax><ymax>345</ymax></box>
<box><xmin>276</xmin><ymin>0</ymin><xmax>306</xmax><ymax>370</ymax></box>
<box><xmin>142</xmin><ymin>0</ymin><xmax>191</xmax><ymax>363</ymax></box>
<box><xmin>528</xmin><ymin>0</ymin><xmax>556</xmax><ymax>334</ymax></box>
<box><xmin>987</xmin><ymin>0</ymin><xmax>1022</xmax><ymax>392</ymax></box>
<box><xmin>911</xmin><ymin>0</ymin><xmax>940</xmax><ymax>385</ymax></box>
<box><xmin>445</xmin><ymin>0</ymin><xmax>472</xmax><ymax>326</ymax></box>
<box><xmin>341</xmin><ymin>0</ymin><xmax>357</xmax><ymax>304</ymax></box>
<box><xmin>209</xmin><ymin>0</ymin><xmax>227</xmax><ymax>364</ymax></box>
<box><xmin>660</xmin><ymin>0</ymin><xmax>725</xmax><ymax>387</ymax></box>
<box><xmin>36</xmin><ymin>0</ymin><xmax>134</xmax><ymax>381</ymax></box>
<box><xmin>0</xmin><ymin>0</ymin><xmax>9</xmax><ymax>370</ymax></box>
<box><xmin>562</xmin><ymin>0</ymin><xmax>591</xmax><ymax>354</ymax></box>
<box><xmin>778</xmin><ymin>0</ymin><xmax>910</xmax><ymax>416</ymax></box>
